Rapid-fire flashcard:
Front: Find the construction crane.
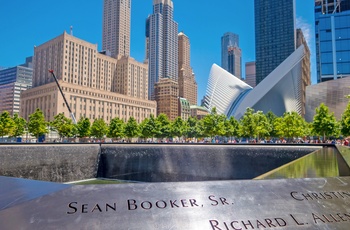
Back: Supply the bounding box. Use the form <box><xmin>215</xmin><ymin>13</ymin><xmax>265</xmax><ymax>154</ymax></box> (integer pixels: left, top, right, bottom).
<box><xmin>48</xmin><ymin>70</ymin><xmax>77</xmax><ymax>125</ymax></box>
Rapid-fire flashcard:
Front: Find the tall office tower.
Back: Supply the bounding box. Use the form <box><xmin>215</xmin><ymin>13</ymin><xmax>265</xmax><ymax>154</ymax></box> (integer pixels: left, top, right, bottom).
<box><xmin>21</xmin><ymin>32</ymin><xmax>156</xmax><ymax>123</ymax></box>
<box><xmin>221</xmin><ymin>32</ymin><xmax>241</xmax><ymax>78</ymax></box>
<box><xmin>227</xmin><ymin>46</ymin><xmax>242</xmax><ymax>79</ymax></box>
<box><xmin>146</xmin><ymin>0</ymin><xmax>179</xmax><ymax>100</ymax></box>
<box><xmin>315</xmin><ymin>0</ymin><xmax>350</xmax><ymax>82</ymax></box>
<box><xmin>297</xmin><ymin>28</ymin><xmax>311</xmax><ymax>118</ymax></box>
<box><xmin>255</xmin><ymin>0</ymin><xmax>296</xmax><ymax>85</ymax></box>
<box><xmin>102</xmin><ymin>0</ymin><xmax>131</xmax><ymax>57</ymax></box>
<box><xmin>245</xmin><ymin>61</ymin><xmax>256</xmax><ymax>88</ymax></box>
<box><xmin>154</xmin><ymin>78</ymin><xmax>179</xmax><ymax>120</ymax></box>
<box><xmin>178</xmin><ymin>32</ymin><xmax>197</xmax><ymax>105</ymax></box>
<box><xmin>0</xmin><ymin>58</ymin><xmax>33</xmax><ymax>116</ymax></box>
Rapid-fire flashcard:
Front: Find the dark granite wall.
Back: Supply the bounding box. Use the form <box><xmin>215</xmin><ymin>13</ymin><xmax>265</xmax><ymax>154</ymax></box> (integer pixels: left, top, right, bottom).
<box><xmin>98</xmin><ymin>144</ymin><xmax>322</xmax><ymax>182</ymax></box>
<box><xmin>0</xmin><ymin>144</ymin><xmax>100</xmax><ymax>182</ymax></box>
<box><xmin>0</xmin><ymin>144</ymin><xmax>323</xmax><ymax>183</ymax></box>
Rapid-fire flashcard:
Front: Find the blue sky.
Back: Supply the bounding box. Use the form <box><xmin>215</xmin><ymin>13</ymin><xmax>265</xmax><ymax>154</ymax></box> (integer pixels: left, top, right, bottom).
<box><xmin>0</xmin><ymin>0</ymin><xmax>315</xmax><ymax>104</ymax></box>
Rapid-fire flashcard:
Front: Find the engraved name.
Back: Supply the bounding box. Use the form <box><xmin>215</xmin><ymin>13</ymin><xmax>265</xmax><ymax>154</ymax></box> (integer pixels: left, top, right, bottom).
<box><xmin>290</xmin><ymin>191</ymin><xmax>350</xmax><ymax>201</ymax></box>
<box><xmin>209</xmin><ymin>217</ymin><xmax>287</xmax><ymax>230</ymax></box>
<box><xmin>67</xmin><ymin>202</ymin><xmax>117</xmax><ymax>214</ymax></box>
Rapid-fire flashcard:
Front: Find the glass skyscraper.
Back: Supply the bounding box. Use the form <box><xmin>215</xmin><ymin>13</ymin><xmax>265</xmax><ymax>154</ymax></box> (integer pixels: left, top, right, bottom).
<box><xmin>146</xmin><ymin>0</ymin><xmax>178</xmax><ymax>100</ymax></box>
<box><xmin>221</xmin><ymin>32</ymin><xmax>241</xmax><ymax>78</ymax></box>
<box><xmin>0</xmin><ymin>58</ymin><xmax>33</xmax><ymax>115</ymax></box>
<box><xmin>315</xmin><ymin>0</ymin><xmax>350</xmax><ymax>82</ymax></box>
<box><xmin>254</xmin><ymin>0</ymin><xmax>296</xmax><ymax>85</ymax></box>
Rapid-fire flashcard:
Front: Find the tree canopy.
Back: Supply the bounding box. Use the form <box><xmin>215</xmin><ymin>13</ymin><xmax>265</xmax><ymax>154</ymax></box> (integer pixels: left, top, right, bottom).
<box><xmin>312</xmin><ymin>103</ymin><xmax>340</xmax><ymax>140</ymax></box>
<box><xmin>50</xmin><ymin>113</ymin><xmax>75</xmax><ymax>139</ymax></box>
<box><xmin>12</xmin><ymin>113</ymin><xmax>27</xmax><ymax>138</ymax></box>
<box><xmin>108</xmin><ymin>117</ymin><xmax>125</xmax><ymax>139</ymax></box>
<box><xmin>0</xmin><ymin>111</ymin><xmax>16</xmax><ymax>137</ymax></box>
<box><xmin>76</xmin><ymin>117</ymin><xmax>91</xmax><ymax>138</ymax></box>
<box><xmin>90</xmin><ymin>118</ymin><xmax>108</xmax><ymax>139</ymax></box>
<box><xmin>27</xmin><ymin>109</ymin><xmax>48</xmax><ymax>138</ymax></box>
<box><xmin>124</xmin><ymin>117</ymin><xmax>139</xmax><ymax>141</ymax></box>
<box><xmin>274</xmin><ymin>111</ymin><xmax>308</xmax><ymax>142</ymax></box>
<box><xmin>341</xmin><ymin>102</ymin><xmax>350</xmax><ymax>137</ymax></box>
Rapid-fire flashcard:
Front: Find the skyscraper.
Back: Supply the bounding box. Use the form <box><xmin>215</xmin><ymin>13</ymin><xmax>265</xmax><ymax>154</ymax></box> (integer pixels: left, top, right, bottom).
<box><xmin>254</xmin><ymin>0</ymin><xmax>296</xmax><ymax>85</ymax></box>
<box><xmin>146</xmin><ymin>0</ymin><xmax>178</xmax><ymax>100</ymax></box>
<box><xmin>102</xmin><ymin>0</ymin><xmax>131</xmax><ymax>57</ymax></box>
<box><xmin>0</xmin><ymin>58</ymin><xmax>32</xmax><ymax>116</ymax></box>
<box><xmin>227</xmin><ymin>46</ymin><xmax>242</xmax><ymax>79</ymax></box>
<box><xmin>221</xmin><ymin>32</ymin><xmax>241</xmax><ymax>78</ymax></box>
<box><xmin>178</xmin><ymin>32</ymin><xmax>197</xmax><ymax>105</ymax></box>
<box><xmin>315</xmin><ymin>0</ymin><xmax>350</xmax><ymax>82</ymax></box>
<box><xmin>245</xmin><ymin>61</ymin><xmax>256</xmax><ymax>88</ymax></box>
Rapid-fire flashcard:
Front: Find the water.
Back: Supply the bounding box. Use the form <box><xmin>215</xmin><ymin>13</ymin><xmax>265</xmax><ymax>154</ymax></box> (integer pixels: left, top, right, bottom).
<box><xmin>99</xmin><ymin>145</ymin><xmax>320</xmax><ymax>182</ymax></box>
<box><xmin>256</xmin><ymin>146</ymin><xmax>350</xmax><ymax>179</ymax></box>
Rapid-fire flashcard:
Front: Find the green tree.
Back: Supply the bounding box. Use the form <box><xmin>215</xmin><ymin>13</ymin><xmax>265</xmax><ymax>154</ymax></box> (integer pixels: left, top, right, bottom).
<box><xmin>341</xmin><ymin>102</ymin><xmax>350</xmax><ymax>137</ymax></box>
<box><xmin>186</xmin><ymin>116</ymin><xmax>202</xmax><ymax>140</ymax></box>
<box><xmin>266</xmin><ymin>111</ymin><xmax>278</xmax><ymax>138</ymax></box>
<box><xmin>202</xmin><ymin>107</ymin><xmax>226</xmax><ymax>139</ymax></box>
<box><xmin>156</xmin><ymin>113</ymin><xmax>171</xmax><ymax>139</ymax></box>
<box><xmin>50</xmin><ymin>113</ymin><xmax>75</xmax><ymax>140</ymax></box>
<box><xmin>90</xmin><ymin>118</ymin><xmax>108</xmax><ymax>139</ymax></box>
<box><xmin>0</xmin><ymin>111</ymin><xmax>16</xmax><ymax>137</ymax></box>
<box><xmin>139</xmin><ymin>118</ymin><xmax>150</xmax><ymax>141</ymax></box>
<box><xmin>274</xmin><ymin>111</ymin><xmax>308</xmax><ymax>142</ymax></box>
<box><xmin>12</xmin><ymin>113</ymin><xmax>27</xmax><ymax>138</ymax></box>
<box><xmin>312</xmin><ymin>103</ymin><xmax>340</xmax><ymax>140</ymax></box>
<box><xmin>27</xmin><ymin>108</ymin><xmax>48</xmax><ymax>139</ymax></box>
<box><xmin>108</xmin><ymin>117</ymin><xmax>125</xmax><ymax>139</ymax></box>
<box><xmin>254</xmin><ymin>111</ymin><xmax>271</xmax><ymax>140</ymax></box>
<box><xmin>124</xmin><ymin>117</ymin><xmax>139</xmax><ymax>142</ymax></box>
<box><xmin>171</xmin><ymin>117</ymin><xmax>187</xmax><ymax>140</ymax></box>
<box><xmin>224</xmin><ymin>116</ymin><xmax>240</xmax><ymax>141</ymax></box>
<box><xmin>76</xmin><ymin>117</ymin><xmax>91</xmax><ymax>138</ymax></box>
<box><xmin>239</xmin><ymin>108</ymin><xmax>256</xmax><ymax>139</ymax></box>
<box><xmin>139</xmin><ymin>114</ymin><xmax>160</xmax><ymax>141</ymax></box>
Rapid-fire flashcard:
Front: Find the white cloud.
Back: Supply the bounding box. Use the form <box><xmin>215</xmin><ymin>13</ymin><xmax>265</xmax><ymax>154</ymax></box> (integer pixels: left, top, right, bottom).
<box><xmin>296</xmin><ymin>16</ymin><xmax>317</xmax><ymax>84</ymax></box>
<box><xmin>296</xmin><ymin>16</ymin><xmax>312</xmax><ymax>48</ymax></box>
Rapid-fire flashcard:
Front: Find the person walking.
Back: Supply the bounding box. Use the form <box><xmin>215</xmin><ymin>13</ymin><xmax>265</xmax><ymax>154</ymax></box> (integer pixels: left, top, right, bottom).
<box><xmin>344</xmin><ymin>138</ymin><xmax>349</xmax><ymax>146</ymax></box>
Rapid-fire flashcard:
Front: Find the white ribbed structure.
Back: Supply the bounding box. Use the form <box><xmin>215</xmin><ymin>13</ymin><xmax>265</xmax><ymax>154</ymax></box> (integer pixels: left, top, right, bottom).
<box><xmin>204</xmin><ymin>45</ymin><xmax>306</xmax><ymax>119</ymax></box>
<box><xmin>203</xmin><ymin>64</ymin><xmax>252</xmax><ymax>115</ymax></box>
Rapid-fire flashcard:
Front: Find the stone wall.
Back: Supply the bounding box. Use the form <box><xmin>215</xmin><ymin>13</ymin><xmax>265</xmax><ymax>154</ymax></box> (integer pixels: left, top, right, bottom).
<box><xmin>0</xmin><ymin>144</ymin><xmax>100</xmax><ymax>182</ymax></box>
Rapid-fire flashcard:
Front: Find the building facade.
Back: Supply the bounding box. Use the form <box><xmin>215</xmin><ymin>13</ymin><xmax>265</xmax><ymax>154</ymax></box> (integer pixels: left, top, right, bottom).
<box><xmin>102</xmin><ymin>0</ymin><xmax>131</xmax><ymax>57</ymax></box>
<box><xmin>244</xmin><ymin>61</ymin><xmax>256</xmax><ymax>88</ymax></box>
<box><xmin>178</xmin><ymin>97</ymin><xmax>190</xmax><ymax>121</ymax></box>
<box><xmin>190</xmin><ymin>105</ymin><xmax>209</xmax><ymax>120</ymax></box>
<box><xmin>146</xmin><ymin>0</ymin><xmax>178</xmax><ymax>100</ymax></box>
<box><xmin>154</xmin><ymin>78</ymin><xmax>179</xmax><ymax>120</ymax></box>
<box><xmin>315</xmin><ymin>0</ymin><xmax>350</xmax><ymax>82</ymax></box>
<box><xmin>227</xmin><ymin>46</ymin><xmax>242</xmax><ymax>79</ymax></box>
<box><xmin>221</xmin><ymin>32</ymin><xmax>241</xmax><ymax>78</ymax></box>
<box><xmin>255</xmin><ymin>0</ymin><xmax>296</xmax><ymax>85</ymax></box>
<box><xmin>0</xmin><ymin>58</ymin><xmax>33</xmax><ymax>116</ymax></box>
<box><xmin>296</xmin><ymin>28</ymin><xmax>311</xmax><ymax>118</ymax></box>
<box><xmin>114</xmin><ymin>56</ymin><xmax>149</xmax><ymax>100</ymax></box>
<box><xmin>21</xmin><ymin>32</ymin><xmax>156</xmax><ymax>123</ymax></box>
<box><xmin>305</xmin><ymin>77</ymin><xmax>350</xmax><ymax>122</ymax></box>
<box><xmin>178</xmin><ymin>32</ymin><xmax>197</xmax><ymax>105</ymax></box>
